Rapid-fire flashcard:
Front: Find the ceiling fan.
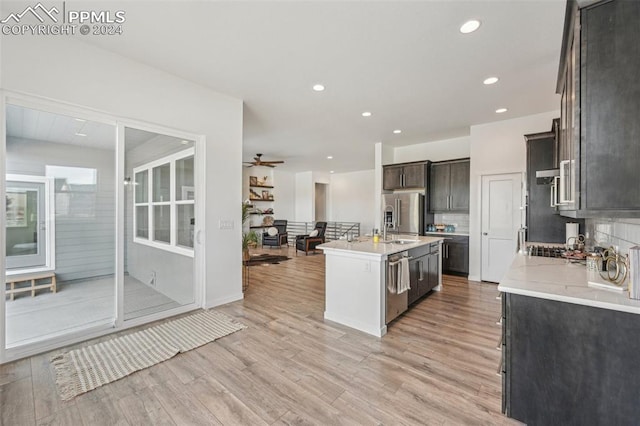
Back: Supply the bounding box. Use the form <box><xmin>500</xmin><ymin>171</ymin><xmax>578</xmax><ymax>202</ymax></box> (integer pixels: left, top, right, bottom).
<box><xmin>243</xmin><ymin>153</ymin><xmax>284</xmax><ymax>168</ymax></box>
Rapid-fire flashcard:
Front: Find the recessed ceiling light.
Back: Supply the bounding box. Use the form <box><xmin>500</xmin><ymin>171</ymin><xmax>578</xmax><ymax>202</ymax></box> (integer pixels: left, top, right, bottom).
<box><xmin>75</xmin><ymin>118</ymin><xmax>86</xmax><ymax>122</ymax></box>
<box><xmin>312</xmin><ymin>84</ymin><xmax>325</xmax><ymax>92</ymax></box>
<box><xmin>327</xmin><ymin>155</ymin><xmax>333</xmax><ymax>159</ymax></box>
<box><xmin>330</xmin><ymin>171</ymin><xmax>335</xmax><ymax>174</ymax></box>
<box><xmin>393</xmin><ymin>129</ymin><xmax>402</xmax><ymax>134</ymax></box>
<box><xmin>460</xmin><ymin>19</ymin><xmax>481</xmax><ymax>34</ymax></box>
<box><xmin>483</xmin><ymin>77</ymin><xmax>499</xmax><ymax>85</ymax></box>
<box><xmin>75</xmin><ymin>132</ymin><xmax>87</xmax><ymax>137</ymax></box>
<box><xmin>362</xmin><ymin>111</ymin><xmax>372</xmax><ymax>117</ymax></box>
<box><xmin>496</xmin><ymin>108</ymin><xmax>508</xmax><ymax>114</ymax></box>
<box><xmin>181</xmin><ymin>140</ymin><xmax>190</xmax><ymax>145</ymax></box>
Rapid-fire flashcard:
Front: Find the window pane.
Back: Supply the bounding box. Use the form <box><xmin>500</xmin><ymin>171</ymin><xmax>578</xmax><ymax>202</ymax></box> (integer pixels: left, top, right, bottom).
<box><xmin>46</xmin><ymin>165</ymin><xmax>98</xmax><ymax>218</ymax></box>
<box><xmin>153</xmin><ymin>205</ymin><xmax>170</xmax><ymax>243</ymax></box>
<box><xmin>176</xmin><ymin>156</ymin><xmax>194</xmax><ymax>201</ymax></box>
<box><xmin>135</xmin><ymin>170</ymin><xmax>148</xmax><ymax>203</ymax></box>
<box><xmin>152</xmin><ymin>163</ymin><xmax>170</xmax><ymax>202</ymax></box>
<box><xmin>6</xmin><ymin>188</ymin><xmax>39</xmax><ymax>256</ymax></box>
<box><xmin>136</xmin><ymin>206</ymin><xmax>148</xmax><ymax>238</ymax></box>
<box><xmin>177</xmin><ymin>204</ymin><xmax>195</xmax><ymax>248</ymax></box>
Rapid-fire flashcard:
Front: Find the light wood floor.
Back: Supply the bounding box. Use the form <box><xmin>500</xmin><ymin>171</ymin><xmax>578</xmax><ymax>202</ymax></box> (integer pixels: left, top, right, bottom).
<box><xmin>0</xmin><ymin>246</ymin><xmax>519</xmax><ymax>425</ymax></box>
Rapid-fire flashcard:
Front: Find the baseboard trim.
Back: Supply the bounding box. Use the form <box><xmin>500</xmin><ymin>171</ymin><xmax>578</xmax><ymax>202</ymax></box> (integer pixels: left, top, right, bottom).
<box><xmin>205</xmin><ymin>292</ymin><xmax>244</xmax><ymax>308</ymax></box>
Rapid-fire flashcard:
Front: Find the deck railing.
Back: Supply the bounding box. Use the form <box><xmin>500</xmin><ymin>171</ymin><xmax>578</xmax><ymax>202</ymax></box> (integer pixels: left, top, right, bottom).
<box><xmin>286</xmin><ymin>221</ymin><xmax>360</xmax><ymax>244</ymax></box>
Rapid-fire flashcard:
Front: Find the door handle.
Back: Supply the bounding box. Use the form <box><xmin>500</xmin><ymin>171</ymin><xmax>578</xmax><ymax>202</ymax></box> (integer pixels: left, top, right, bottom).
<box><xmin>483</xmin><ymin>232</ymin><xmax>488</xmax><ymax>236</ymax></box>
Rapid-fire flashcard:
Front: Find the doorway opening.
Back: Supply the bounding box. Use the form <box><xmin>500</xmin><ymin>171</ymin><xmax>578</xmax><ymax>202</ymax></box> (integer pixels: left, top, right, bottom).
<box><xmin>315</xmin><ymin>183</ymin><xmax>328</xmax><ymax>221</ymax></box>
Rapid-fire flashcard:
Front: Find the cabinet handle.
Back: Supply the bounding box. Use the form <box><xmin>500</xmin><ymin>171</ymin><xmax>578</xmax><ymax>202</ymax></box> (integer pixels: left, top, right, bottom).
<box><xmin>419</xmin><ymin>260</ymin><xmax>424</xmax><ymax>281</ymax></box>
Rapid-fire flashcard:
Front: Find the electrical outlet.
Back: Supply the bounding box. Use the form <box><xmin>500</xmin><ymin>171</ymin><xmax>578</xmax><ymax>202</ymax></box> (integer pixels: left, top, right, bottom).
<box><xmin>219</xmin><ymin>220</ymin><xmax>234</xmax><ymax>230</ymax></box>
<box><xmin>364</xmin><ymin>261</ymin><xmax>370</xmax><ymax>272</ymax></box>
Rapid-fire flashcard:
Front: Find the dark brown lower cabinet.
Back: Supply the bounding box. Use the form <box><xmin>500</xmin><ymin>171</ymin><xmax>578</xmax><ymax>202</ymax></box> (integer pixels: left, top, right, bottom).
<box><xmin>442</xmin><ymin>236</ymin><xmax>469</xmax><ymax>276</ymax></box>
<box><xmin>408</xmin><ymin>243</ymin><xmax>440</xmax><ymax>305</ymax></box>
<box><xmin>503</xmin><ymin>293</ymin><xmax>640</xmax><ymax>425</ymax></box>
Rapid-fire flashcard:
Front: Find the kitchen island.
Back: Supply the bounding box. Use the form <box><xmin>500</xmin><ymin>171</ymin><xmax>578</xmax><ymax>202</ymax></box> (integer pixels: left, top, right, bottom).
<box><xmin>318</xmin><ymin>235</ymin><xmax>444</xmax><ymax>337</ymax></box>
<box><xmin>498</xmin><ymin>254</ymin><xmax>640</xmax><ymax>425</ymax></box>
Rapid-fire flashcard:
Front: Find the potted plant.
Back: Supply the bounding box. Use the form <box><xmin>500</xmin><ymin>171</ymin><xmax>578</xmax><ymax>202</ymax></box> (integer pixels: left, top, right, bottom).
<box><xmin>242</xmin><ymin>202</ymin><xmax>258</xmax><ymax>261</ymax></box>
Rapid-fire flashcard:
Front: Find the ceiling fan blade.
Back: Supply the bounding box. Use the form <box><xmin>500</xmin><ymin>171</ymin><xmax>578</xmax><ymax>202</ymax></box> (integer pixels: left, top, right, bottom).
<box><xmin>263</xmin><ymin>164</ymin><xmax>275</xmax><ymax>168</ymax></box>
<box><xmin>261</xmin><ymin>160</ymin><xmax>284</xmax><ymax>164</ymax></box>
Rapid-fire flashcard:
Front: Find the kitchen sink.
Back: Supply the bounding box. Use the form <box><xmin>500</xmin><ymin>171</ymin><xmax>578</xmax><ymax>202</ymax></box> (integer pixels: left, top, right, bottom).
<box><xmin>382</xmin><ymin>239</ymin><xmax>419</xmax><ymax>245</ymax></box>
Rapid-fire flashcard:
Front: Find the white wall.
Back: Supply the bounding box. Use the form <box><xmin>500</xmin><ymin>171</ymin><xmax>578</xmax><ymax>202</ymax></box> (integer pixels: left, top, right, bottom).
<box><xmin>468</xmin><ymin>110</ymin><xmax>559</xmax><ymax>281</ymax></box>
<box><xmin>295</xmin><ymin>172</ymin><xmax>314</xmax><ymax>222</ymax></box>
<box><xmin>1</xmin><ymin>35</ymin><xmax>244</xmax><ymax>308</ymax></box>
<box><xmin>393</xmin><ymin>136</ymin><xmax>470</xmax><ymax>164</ymax></box>
<box><xmin>273</xmin><ymin>170</ymin><xmax>295</xmax><ymax>220</ymax></box>
<box><xmin>329</xmin><ymin>170</ymin><xmax>376</xmax><ymax>235</ymax></box>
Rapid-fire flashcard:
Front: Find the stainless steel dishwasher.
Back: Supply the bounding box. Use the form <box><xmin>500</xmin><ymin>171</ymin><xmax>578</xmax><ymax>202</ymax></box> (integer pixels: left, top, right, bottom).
<box><xmin>386</xmin><ymin>251</ymin><xmax>409</xmax><ymax>324</ymax></box>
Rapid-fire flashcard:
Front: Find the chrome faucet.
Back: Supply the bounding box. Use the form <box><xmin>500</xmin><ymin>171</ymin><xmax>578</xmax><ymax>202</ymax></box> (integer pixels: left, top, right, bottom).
<box><xmin>382</xmin><ymin>204</ymin><xmax>395</xmax><ymax>241</ymax></box>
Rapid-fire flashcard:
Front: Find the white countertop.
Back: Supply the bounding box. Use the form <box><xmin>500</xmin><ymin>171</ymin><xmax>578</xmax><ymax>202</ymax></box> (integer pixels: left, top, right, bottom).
<box><xmin>318</xmin><ymin>235</ymin><xmax>444</xmax><ymax>258</ymax></box>
<box><xmin>498</xmin><ymin>254</ymin><xmax>640</xmax><ymax>315</ymax></box>
<box><xmin>424</xmin><ymin>231</ymin><xmax>469</xmax><ymax>237</ymax></box>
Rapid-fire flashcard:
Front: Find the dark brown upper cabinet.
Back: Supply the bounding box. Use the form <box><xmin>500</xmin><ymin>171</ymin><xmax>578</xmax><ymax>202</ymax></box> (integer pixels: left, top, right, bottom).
<box><xmin>429</xmin><ymin>159</ymin><xmax>470</xmax><ymax>213</ymax></box>
<box><xmin>382</xmin><ymin>162</ymin><xmax>427</xmax><ymax>190</ymax></box>
<box><xmin>557</xmin><ymin>0</ymin><xmax>640</xmax><ymax>218</ymax></box>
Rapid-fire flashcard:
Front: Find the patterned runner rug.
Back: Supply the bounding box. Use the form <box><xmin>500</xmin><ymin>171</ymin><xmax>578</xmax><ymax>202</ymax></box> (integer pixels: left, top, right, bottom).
<box><xmin>51</xmin><ymin>310</ymin><xmax>246</xmax><ymax>401</ymax></box>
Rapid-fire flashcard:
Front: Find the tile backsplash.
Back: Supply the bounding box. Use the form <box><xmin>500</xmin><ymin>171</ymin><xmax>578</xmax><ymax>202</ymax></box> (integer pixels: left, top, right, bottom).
<box><xmin>433</xmin><ymin>213</ymin><xmax>469</xmax><ymax>233</ymax></box>
<box><xmin>586</xmin><ymin>218</ymin><xmax>640</xmax><ymax>254</ymax></box>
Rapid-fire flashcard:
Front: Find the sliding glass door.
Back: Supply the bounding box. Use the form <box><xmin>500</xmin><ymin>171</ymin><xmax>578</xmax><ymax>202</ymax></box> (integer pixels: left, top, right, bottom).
<box><xmin>4</xmin><ymin>103</ymin><xmax>117</xmax><ymax>349</ymax></box>
<box><xmin>2</xmin><ymin>98</ymin><xmax>202</xmax><ymax>360</ymax></box>
<box><xmin>123</xmin><ymin>127</ymin><xmax>196</xmax><ymax>321</ymax></box>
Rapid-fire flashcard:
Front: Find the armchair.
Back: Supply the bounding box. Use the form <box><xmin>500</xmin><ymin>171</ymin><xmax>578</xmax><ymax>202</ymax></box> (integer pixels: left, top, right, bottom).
<box><xmin>296</xmin><ymin>221</ymin><xmax>327</xmax><ymax>255</ymax></box>
<box><xmin>262</xmin><ymin>220</ymin><xmax>288</xmax><ymax>248</ymax></box>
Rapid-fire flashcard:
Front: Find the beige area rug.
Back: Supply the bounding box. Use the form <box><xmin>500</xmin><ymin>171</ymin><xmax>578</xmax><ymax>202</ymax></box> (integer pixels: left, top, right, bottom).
<box><xmin>51</xmin><ymin>310</ymin><xmax>246</xmax><ymax>401</ymax></box>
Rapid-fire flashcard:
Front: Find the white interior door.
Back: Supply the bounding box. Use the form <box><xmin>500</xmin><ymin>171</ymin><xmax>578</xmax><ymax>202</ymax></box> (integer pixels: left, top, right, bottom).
<box><xmin>481</xmin><ymin>173</ymin><xmax>523</xmax><ymax>283</ymax></box>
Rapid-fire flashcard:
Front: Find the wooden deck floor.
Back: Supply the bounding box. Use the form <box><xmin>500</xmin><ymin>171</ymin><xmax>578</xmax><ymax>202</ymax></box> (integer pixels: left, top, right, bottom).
<box><xmin>0</xmin><ymin>246</ymin><xmax>519</xmax><ymax>425</ymax></box>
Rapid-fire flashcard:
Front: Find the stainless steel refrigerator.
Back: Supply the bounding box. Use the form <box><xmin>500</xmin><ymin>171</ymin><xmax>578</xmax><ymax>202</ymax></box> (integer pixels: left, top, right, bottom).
<box><xmin>382</xmin><ymin>192</ymin><xmax>424</xmax><ymax>235</ymax></box>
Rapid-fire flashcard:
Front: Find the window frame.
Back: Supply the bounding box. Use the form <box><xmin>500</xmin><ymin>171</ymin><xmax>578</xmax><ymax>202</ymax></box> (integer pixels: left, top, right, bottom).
<box><xmin>133</xmin><ymin>147</ymin><xmax>195</xmax><ymax>257</ymax></box>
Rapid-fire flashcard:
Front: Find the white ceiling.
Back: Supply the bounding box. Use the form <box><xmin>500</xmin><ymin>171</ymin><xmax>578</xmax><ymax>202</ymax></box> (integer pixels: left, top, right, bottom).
<box><xmin>75</xmin><ymin>1</ymin><xmax>565</xmax><ymax>172</ymax></box>
<box><xmin>5</xmin><ymin>105</ymin><xmax>179</xmax><ymax>151</ymax></box>
<box><xmin>6</xmin><ymin>104</ymin><xmax>117</xmax><ymax>150</ymax></box>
